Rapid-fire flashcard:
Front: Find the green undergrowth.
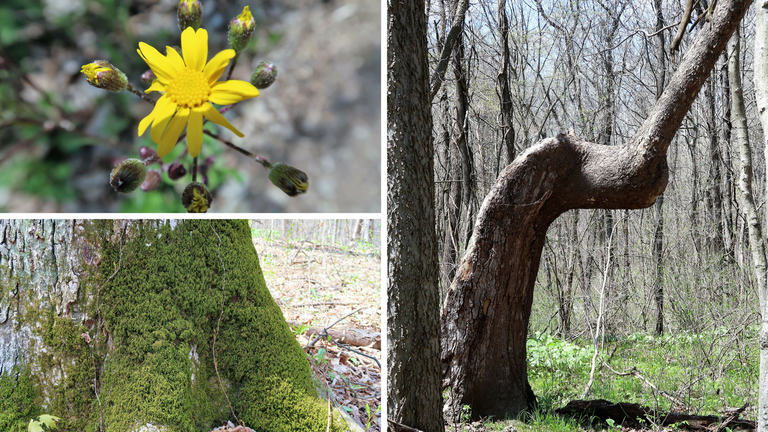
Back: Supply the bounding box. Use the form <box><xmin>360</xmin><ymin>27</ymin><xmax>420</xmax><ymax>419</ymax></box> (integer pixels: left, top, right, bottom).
<box><xmin>455</xmin><ymin>330</ymin><xmax>758</xmax><ymax>431</ymax></box>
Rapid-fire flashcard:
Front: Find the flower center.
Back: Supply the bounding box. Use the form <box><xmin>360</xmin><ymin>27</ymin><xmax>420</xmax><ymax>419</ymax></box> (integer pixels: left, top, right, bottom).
<box><xmin>165</xmin><ymin>68</ymin><xmax>211</xmax><ymax>109</ymax></box>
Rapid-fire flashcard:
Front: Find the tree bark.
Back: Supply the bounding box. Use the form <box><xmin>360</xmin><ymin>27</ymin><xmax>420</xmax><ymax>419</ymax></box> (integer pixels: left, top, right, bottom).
<box><xmin>750</xmin><ymin>9</ymin><xmax>768</xmax><ymax>428</ymax></box>
<box><xmin>652</xmin><ymin>0</ymin><xmax>667</xmax><ymax>337</ymax></box>
<box><xmin>496</xmin><ymin>0</ymin><xmax>516</xmax><ymax>164</ymax></box>
<box><xmin>0</xmin><ymin>220</ymin><xmax>341</xmax><ymax>432</ymax></box>
<box><xmin>440</xmin><ymin>0</ymin><xmax>753</xmax><ymax>421</ymax></box>
<box><xmin>387</xmin><ymin>0</ymin><xmax>444</xmax><ymax>427</ymax></box>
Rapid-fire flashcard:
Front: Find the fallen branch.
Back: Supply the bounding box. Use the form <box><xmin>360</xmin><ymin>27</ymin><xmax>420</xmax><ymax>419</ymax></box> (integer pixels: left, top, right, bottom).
<box><xmin>555</xmin><ymin>399</ymin><xmax>756</xmax><ymax>430</ymax></box>
<box><xmin>386</xmin><ymin>419</ymin><xmax>424</xmax><ymax>432</ymax></box>
<box><xmin>328</xmin><ymin>338</ymin><xmax>381</xmax><ymax>369</ymax></box>
<box><xmin>290</xmin><ymin>321</ymin><xmax>380</xmax><ymax>350</ymax></box>
<box><xmin>306</xmin><ymin>308</ymin><xmax>365</xmax><ymax>348</ymax></box>
<box><xmin>601</xmin><ymin>361</ymin><xmax>685</xmax><ymax>407</ymax></box>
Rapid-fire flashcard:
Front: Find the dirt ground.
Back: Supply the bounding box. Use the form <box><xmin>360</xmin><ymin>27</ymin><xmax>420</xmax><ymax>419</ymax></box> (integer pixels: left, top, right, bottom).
<box><xmin>254</xmin><ymin>235</ymin><xmax>382</xmax><ymax>431</ymax></box>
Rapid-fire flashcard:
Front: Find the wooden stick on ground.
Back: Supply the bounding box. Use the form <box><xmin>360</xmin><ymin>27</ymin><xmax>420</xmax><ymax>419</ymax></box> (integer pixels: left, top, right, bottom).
<box><xmin>386</xmin><ymin>419</ymin><xmax>424</xmax><ymax>432</ymax></box>
<box><xmin>602</xmin><ymin>360</ymin><xmax>685</xmax><ymax>407</ymax></box>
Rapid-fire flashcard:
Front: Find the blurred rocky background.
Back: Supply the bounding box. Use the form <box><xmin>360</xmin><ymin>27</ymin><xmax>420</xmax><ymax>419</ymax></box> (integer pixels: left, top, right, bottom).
<box><xmin>0</xmin><ymin>0</ymin><xmax>381</xmax><ymax>212</ymax></box>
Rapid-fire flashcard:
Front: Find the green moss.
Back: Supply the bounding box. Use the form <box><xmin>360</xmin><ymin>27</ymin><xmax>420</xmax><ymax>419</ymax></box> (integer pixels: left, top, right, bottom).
<box><xmin>0</xmin><ymin>366</ymin><xmax>40</xmax><ymax>432</ymax></box>
<box><xmin>92</xmin><ymin>220</ymin><xmax>344</xmax><ymax>431</ymax></box>
<box><xmin>40</xmin><ymin>316</ymin><xmax>98</xmax><ymax>431</ymax></box>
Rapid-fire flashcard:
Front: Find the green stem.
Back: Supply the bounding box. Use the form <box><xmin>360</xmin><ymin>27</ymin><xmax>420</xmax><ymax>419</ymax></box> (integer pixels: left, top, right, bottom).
<box><xmin>192</xmin><ymin>156</ymin><xmax>198</xmax><ymax>182</ymax></box>
<box><xmin>225</xmin><ymin>52</ymin><xmax>241</xmax><ymax>81</ymax></box>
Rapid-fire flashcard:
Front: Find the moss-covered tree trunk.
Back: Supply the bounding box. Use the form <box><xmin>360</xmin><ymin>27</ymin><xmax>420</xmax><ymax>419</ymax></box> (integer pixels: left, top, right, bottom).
<box><xmin>0</xmin><ymin>219</ymin><xmax>344</xmax><ymax>432</ymax></box>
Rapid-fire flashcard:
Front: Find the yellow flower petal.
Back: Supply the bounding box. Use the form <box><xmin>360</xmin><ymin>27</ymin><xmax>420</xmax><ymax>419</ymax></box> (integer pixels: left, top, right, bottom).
<box><xmin>211</xmin><ymin>80</ymin><xmax>259</xmax><ymax>98</ymax></box>
<box><xmin>145</xmin><ymin>80</ymin><xmax>166</xmax><ymax>94</ymax></box>
<box><xmin>182</xmin><ymin>27</ymin><xmax>207</xmax><ymax>72</ymax></box>
<box><xmin>140</xmin><ymin>95</ymin><xmax>173</xmax><ymax>137</ymax></box>
<box><xmin>137</xmin><ymin>42</ymin><xmax>177</xmax><ymax>82</ymax></box>
<box><xmin>150</xmin><ymin>99</ymin><xmax>178</xmax><ymax>145</ymax></box>
<box><xmin>203</xmin><ymin>49</ymin><xmax>235</xmax><ymax>84</ymax></box>
<box><xmin>157</xmin><ymin>108</ymin><xmax>190</xmax><ymax>157</ymax></box>
<box><xmin>201</xmin><ymin>103</ymin><xmax>244</xmax><ymax>137</ymax></box>
<box><xmin>187</xmin><ymin>109</ymin><xmax>205</xmax><ymax>157</ymax></box>
<box><xmin>138</xmin><ymin>112</ymin><xmax>154</xmax><ymax>137</ymax></box>
<box><xmin>208</xmin><ymin>92</ymin><xmax>245</xmax><ymax>105</ymax></box>
<box><xmin>165</xmin><ymin>46</ymin><xmax>186</xmax><ymax>71</ymax></box>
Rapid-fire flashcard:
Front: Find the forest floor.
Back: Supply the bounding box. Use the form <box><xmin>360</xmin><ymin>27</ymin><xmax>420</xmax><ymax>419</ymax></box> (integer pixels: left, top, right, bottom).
<box><xmin>254</xmin><ymin>233</ymin><xmax>382</xmax><ymax>432</ymax></box>
<box><xmin>444</xmin><ymin>331</ymin><xmax>758</xmax><ymax>432</ymax></box>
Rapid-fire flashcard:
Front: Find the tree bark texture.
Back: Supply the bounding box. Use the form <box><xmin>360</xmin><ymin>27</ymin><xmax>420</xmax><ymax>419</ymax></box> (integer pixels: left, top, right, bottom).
<box><xmin>440</xmin><ymin>0</ymin><xmax>753</xmax><ymax>421</ymax></box>
<box><xmin>750</xmin><ymin>9</ymin><xmax>768</xmax><ymax>428</ymax></box>
<box><xmin>0</xmin><ymin>220</ymin><xmax>344</xmax><ymax>432</ymax></box>
<box><xmin>387</xmin><ymin>0</ymin><xmax>444</xmax><ymax>428</ymax></box>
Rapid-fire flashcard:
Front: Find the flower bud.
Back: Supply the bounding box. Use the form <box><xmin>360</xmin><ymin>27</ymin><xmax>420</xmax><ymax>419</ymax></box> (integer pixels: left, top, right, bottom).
<box><xmin>181</xmin><ymin>181</ymin><xmax>213</xmax><ymax>213</ymax></box>
<box><xmin>140</xmin><ymin>170</ymin><xmax>162</xmax><ymax>192</ymax></box>
<box><xmin>178</xmin><ymin>0</ymin><xmax>203</xmax><ymax>32</ymax></box>
<box><xmin>250</xmin><ymin>60</ymin><xmax>277</xmax><ymax>89</ymax></box>
<box><xmin>139</xmin><ymin>146</ymin><xmax>158</xmax><ymax>161</ymax></box>
<box><xmin>141</xmin><ymin>70</ymin><xmax>157</xmax><ymax>85</ymax></box>
<box><xmin>167</xmin><ymin>162</ymin><xmax>187</xmax><ymax>180</ymax></box>
<box><xmin>228</xmin><ymin>6</ymin><xmax>255</xmax><ymax>53</ymax></box>
<box><xmin>268</xmin><ymin>163</ymin><xmax>309</xmax><ymax>197</ymax></box>
<box><xmin>81</xmin><ymin>60</ymin><xmax>128</xmax><ymax>92</ymax></box>
<box><xmin>110</xmin><ymin>158</ymin><xmax>147</xmax><ymax>194</ymax></box>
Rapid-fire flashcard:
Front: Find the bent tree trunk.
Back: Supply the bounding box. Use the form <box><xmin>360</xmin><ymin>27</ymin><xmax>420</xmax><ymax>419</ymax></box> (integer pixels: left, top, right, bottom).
<box><xmin>440</xmin><ymin>0</ymin><xmax>753</xmax><ymax>420</ymax></box>
<box><xmin>0</xmin><ymin>220</ymin><xmax>344</xmax><ymax>432</ymax></box>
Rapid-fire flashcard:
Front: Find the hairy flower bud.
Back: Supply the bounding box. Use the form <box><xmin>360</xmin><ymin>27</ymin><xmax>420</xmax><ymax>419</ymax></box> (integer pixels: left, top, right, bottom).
<box><xmin>250</xmin><ymin>60</ymin><xmax>277</xmax><ymax>89</ymax></box>
<box><xmin>178</xmin><ymin>0</ymin><xmax>203</xmax><ymax>31</ymax></box>
<box><xmin>167</xmin><ymin>162</ymin><xmax>187</xmax><ymax>180</ymax></box>
<box><xmin>268</xmin><ymin>163</ymin><xmax>309</xmax><ymax>197</ymax></box>
<box><xmin>140</xmin><ymin>170</ymin><xmax>162</xmax><ymax>191</ymax></box>
<box><xmin>81</xmin><ymin>60</ymin><xmax>128</xmax><ymax>92</ymax></box>
<box><xmin>181</xmin><ymin>181</ymin><xmax>213</xmax><ymax>213</ymax></box>
<box><xmin>110</xmin><ymin>158</ymin><xmax>147</xmax><ymax>194</ymax></box>
<box><xmin>228</xmin><ymin>6</ymin><xmax>255</xmax><ymax>53</ymax></box>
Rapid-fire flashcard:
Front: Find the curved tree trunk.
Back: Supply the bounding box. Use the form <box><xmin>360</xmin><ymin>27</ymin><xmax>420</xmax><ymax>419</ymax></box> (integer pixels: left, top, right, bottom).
<box><xmin>0</xmin><ymin>220</ymin><xmax>344</xmax><ymax>432</ymax></box>
<box><xmin>440</xmin><ymin>0</ymin><xmax>753</xmax><ymax>420</ymax></box>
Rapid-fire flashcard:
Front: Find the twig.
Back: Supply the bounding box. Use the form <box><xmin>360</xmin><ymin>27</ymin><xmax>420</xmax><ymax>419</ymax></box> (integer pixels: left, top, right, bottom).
<box><xmin>324</xmin><ymin>338</ymin><xmax>333</xmax><ymax>432</ymax></box>
<box><xmin>601</xmin><ymin>361</ymin><xmax>685</xmax><ymax>407</ymax></box>
<box><xmin>202</xmin><ymin>129</ymin><xmax>272</xmax><ymax>169</ymax></box>
<box><xmin>582</xmin><ymin>227</ymin><xmax>615</xmax><ymax>399</ymax></box>
<box><xmin>210</xmin><ymin>221</ymin><xmax>239</xmax><ymax>423</ymax></box>
<box><xmin>290</xmin><ymin>222</ymin><xmax>323</xmax><ymax>264</ymax></box>
<box><xmin>290</xmin><ymin>302</ymin><xmax>355</xmax><ymax>308</ymax></box>
<box><xmin>306</xmin><ymin>308</ymin><xmax>365</xmax><ymax>348</ymax></box>
<box><xmin>386</xmin><ymin>419</ymin><xmax>424</xmax><ymax>432</ymax></box>
<box><xmin>126</xmin><ymin>83</ymin><xmax>155</xmax><ymax>104</ymax></box>
<box><xmin>328</xmin><ymin>337</ymin><xmax>381</xmax><ymax>368</ymax></box>
<box><xmin>718</xmin><ymin>403</ymin><xmax>749</xmax><ymax>431</ymax></box>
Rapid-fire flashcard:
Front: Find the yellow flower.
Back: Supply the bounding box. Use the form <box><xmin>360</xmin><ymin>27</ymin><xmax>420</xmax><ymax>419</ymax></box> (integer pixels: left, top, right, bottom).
<box><xmin>137</xmin><ymin>27</ymin><xmax>259</xmax><ymax>158</ymax></box>
<box><xmin>81</xmin><ymin>60</ymin><xmax>128</xmax><ymax>92</ymax></box>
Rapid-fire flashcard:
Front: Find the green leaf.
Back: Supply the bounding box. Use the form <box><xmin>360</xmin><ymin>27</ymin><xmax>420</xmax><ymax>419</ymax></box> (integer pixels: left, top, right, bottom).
<box><xmin>28</xmin><ymin>420</ymin><xmax>44</xmax><ymax>432</ymax></box>
<box><xmin>39</xmin><ymin>415</ymin><xmax>60</xmax><ymax>429</ymax></box>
